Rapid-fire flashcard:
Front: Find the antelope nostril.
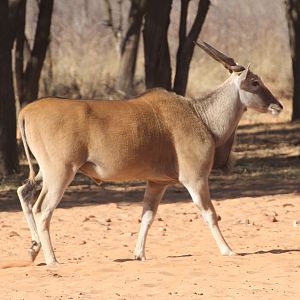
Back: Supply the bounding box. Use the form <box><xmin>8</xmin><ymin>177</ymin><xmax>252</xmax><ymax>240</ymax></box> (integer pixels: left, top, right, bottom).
<box><xmin>271</xmin><ymin>102</ymin><xmax>283</xmax><ymax>111</ymax></box>
<box><xmin>268</xmin><ymin>103</ymin><xmax>283</xmax><ymax>114</ymax></box>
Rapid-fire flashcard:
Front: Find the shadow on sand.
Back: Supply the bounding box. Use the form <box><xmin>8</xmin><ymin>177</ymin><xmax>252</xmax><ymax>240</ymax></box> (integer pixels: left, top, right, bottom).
<box><xmin>240</xmin><ymin>248</ymin><xmax>300</xmax><ymax>256</ymax></box>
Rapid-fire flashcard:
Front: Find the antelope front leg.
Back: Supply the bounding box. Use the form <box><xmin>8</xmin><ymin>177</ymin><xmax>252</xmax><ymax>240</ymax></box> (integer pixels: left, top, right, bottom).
<box><xmin>134</xmin><ymin>181</ymin><xmax>167</xmax><ymax>261</ymax></box>
<box><xmin>184</xmin><ymin>178</ymin><xmax>236</xmax><ymax>256</ymax></box>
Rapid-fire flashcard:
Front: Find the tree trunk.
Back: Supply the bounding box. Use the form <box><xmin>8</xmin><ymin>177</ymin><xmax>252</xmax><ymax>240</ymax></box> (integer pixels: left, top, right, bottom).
<box><xmin>103</xmin><ymin>0</ymin><xmax>123</xmax><ymax>52</ymax></box>
<box><xmin>115</xmin><ymin>0</ymin><xmax>146</xmax><ymax>95</ymax></box>
<box><xmin>8</xmin><ymin>0</ymin><xmax>24</xmax><ymax>42</ymax></box>
<box><xmin>14</xmin><ymin>0</ymin><xmax>26</xmax><ymax>104</ymax></box>
<box><xmin>173</xmin><ymin>0</ymin><xmax>210</xmax><ymax>96</ymax></box>
<box><xmin>143</xmin><ymin>0</ymin><xmax>172</xmax><ymax>90</ymax></box>
<box><xmin>286</xmin><ymin>0</ymin><xmax>300</xmax><ymax>121</ymax></box>
<box><xmin>0</xmin><ymin>0</ymin><xmax>19</xmax><ymax>175</ymax></box>
<box><xmin>21</xmin><ymin>0</ymin><xmax>53</xmax><ymax>105</ymax></box>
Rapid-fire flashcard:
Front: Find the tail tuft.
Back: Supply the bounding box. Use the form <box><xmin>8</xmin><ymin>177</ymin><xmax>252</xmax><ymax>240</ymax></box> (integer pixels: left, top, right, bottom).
<box><xmin>20</xmin><ymin>180</ymin><xmax>37</xmax><ymax>202</ymax></box>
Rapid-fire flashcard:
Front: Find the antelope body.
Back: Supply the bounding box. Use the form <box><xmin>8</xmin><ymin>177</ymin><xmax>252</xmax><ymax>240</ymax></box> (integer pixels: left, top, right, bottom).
<box><xmin>17</xmin><ymin>41</ymin><xmax>283</xmax><ymax>266</ymax></box>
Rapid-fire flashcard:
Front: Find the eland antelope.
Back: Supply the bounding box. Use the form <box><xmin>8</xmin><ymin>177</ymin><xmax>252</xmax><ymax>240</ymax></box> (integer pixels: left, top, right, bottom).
<box><xmin>17</xmin><ymin>41</ymin><xmax>283</xmax><ymax>266</ymax></box>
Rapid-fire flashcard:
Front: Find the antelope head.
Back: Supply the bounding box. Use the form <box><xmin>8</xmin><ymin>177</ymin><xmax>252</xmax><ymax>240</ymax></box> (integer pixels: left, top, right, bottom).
<box><xmin>195</xmin><ymin>40</ymin><xmax>283</xmax><ymax>115</ymax></box>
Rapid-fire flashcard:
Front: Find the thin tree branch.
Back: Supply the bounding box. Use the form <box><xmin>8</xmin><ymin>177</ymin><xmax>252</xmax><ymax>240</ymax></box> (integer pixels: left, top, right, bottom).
<box><xmin>179</xmin><ymin>0</ymin><xmax>189</xmax><ymax>44</ymax></box>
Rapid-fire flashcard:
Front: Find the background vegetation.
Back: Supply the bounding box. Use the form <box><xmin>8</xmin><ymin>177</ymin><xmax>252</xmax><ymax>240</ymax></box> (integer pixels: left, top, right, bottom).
<box><xmin>31</xmin><ymin>0</ymin><xmax>291</xmax><ymax>99</ymax></box>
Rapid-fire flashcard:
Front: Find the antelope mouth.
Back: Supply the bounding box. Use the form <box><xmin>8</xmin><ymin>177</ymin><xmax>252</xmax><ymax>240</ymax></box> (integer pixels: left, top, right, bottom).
<box><xmin>268</xmin><ymin>103</ymin><xmax>283</xmax><ymax>115</ymax></box>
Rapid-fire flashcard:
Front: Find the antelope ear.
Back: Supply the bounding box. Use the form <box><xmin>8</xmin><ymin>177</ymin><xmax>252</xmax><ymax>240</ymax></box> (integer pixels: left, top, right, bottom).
<box><xmin>238</xmin><ymin>63</ymin><xmax>250</xmax><ymax>81</ymax></box>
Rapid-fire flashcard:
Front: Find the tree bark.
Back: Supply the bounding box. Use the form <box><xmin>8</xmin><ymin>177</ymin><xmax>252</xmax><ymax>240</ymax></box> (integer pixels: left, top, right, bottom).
<box><xmin>286</xmin><ymin>0</ymin><xmax>300</xmax><ymax>121</ymax></box>
<box><xmin>0</xmin><ymin>0</ymin><xmax>19</xmax><ymax>175</ymax></box>
<box><xmin>8</xmin><ymin>0</ymin><xmax>23</xmax><ymax>43</ymax></box>
<box><xmin>173</xmin><ymin>0</ymin><xmax>210</xmax><ymax>96</ymax></box>
<box><xmin>115</xmin><ymin>0</ymin><xmax>146</xmax><ymax>95</ymax></box>
<box><xmin>103</xmin><ymin>0</ymin><xmax>123</xmax><ymax>50</ymax></box>
<box><xmin>143</xmin><ymin>0</ymin><xmax>172</xmax><ymax>90</ymax></box>
<box><xmin>21</xmin><ymin>0</ymin><xmax>53</xmax><ymax>105</ymax></box>
<box><xmin>13</xmin><ymin>0</ymin><xmax>26</xmax><ymax>103</ymax></box>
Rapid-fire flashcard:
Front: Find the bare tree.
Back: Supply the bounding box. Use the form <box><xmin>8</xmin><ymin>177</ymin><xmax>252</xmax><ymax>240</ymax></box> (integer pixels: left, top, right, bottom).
<box><xmin>286</xmin><ymin>0</ymin><xmax>300</xmax><ymax>121</ymax></box>
<box><xmin>103</xmin><ymin>0</ymin><xmax>123</xmax><ymax>53</ymax></box>
<box><xmin>143</xmin><ymin>0</ymin><xmax>210</xmax><ymax>95</ymax></box>
<box><xmin>103</xmin><ymin>0</ymin><xmax>146</xmax><ymax>95</ymax></box>
<box><xmin>115</xmin><ymin>0</ymin><xmax>146</xmax><ymax>95</ymax></box>
<box><xmin>0</xmin><ymin>0</ymin><xmax>53</xmax><ymax>175</ymax></box>
<box><xmin>13</xmin><ymin>0</ymin><xmax>26</xmax><ymax>104</ymax></box>
<box><xmin>143</xmin><ymin>0</ymin><xmax>172</xmax><ymax>90</ymax></box>
<box><xmin>0</xmin><ymin>0</ymin><xmax>19</xmax><ymax>175</ymax></box>
<box><xmin>173</xmin><ymin>0</ymin><xmax>210</xmax><ymax>95</ymax></box>
<box><xmin>21</xmin><ymin>0</ymin><xmax>54</xmax><ymax>105</ymax></box>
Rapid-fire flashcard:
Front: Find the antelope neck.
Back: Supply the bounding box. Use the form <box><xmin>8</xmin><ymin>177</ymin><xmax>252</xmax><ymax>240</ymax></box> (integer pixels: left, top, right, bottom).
<box><xmin>191</xmin><ymin>76</ymin><xmax>245</xmax><ymax>147</ymax></box>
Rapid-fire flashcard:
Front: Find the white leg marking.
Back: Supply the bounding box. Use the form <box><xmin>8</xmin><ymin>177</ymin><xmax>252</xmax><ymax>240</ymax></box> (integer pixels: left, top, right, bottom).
<box><xmin>33</xmin><ymin>168</ymin><xmax>76</xmax><ymax>266</ymax></box>
<box><xmin>184</xmin><ymin>179</ymin><xmax>236</xmax><ymax>256</ymax></box>
<box><xmin>134</xmin><ymin>182</ymin><xmax>167</xmax><ymax>260</ymax></box>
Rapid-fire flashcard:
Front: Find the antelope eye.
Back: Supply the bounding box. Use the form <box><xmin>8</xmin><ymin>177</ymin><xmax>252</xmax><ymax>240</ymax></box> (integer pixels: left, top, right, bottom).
<box><xmin>252</xmin><ymin>81</ymin><xmax>259</xmax><ymax>87</ymax></box>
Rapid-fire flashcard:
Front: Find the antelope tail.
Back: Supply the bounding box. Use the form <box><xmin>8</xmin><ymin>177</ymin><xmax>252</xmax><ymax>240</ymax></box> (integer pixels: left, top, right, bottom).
<box><xmin>18</xmin><ymin>113</ymin><xmax>37</xmax><ymax>200</ymax></box>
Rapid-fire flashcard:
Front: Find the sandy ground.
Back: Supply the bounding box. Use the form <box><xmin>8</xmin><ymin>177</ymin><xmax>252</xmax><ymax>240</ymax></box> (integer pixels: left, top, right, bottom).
<box><xmin>0</xmin><ymin>113</ymin><xmax>299</xmax><ymax>299</ymax></box>
<box><xmin>0</xmin><ymin>185</ymin><xmax>299</xmax><ymax>300</ymax></box>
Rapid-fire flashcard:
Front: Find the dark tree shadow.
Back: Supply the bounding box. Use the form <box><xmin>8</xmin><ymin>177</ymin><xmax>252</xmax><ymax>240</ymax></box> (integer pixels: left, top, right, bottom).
<box><xmin>239</xmin><ymin>248</ymin><xmax>300</xmax><ymax>256</ymax></box>
<box><xmin>113</xmin><ymin>258</ymin><xmax>138</xmax><ymax>263</ymax></box>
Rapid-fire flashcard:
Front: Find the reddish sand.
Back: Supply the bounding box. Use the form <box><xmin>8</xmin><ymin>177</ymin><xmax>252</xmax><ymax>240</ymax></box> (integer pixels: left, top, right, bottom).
<box><xmin>0</xmin><ymin>185</ymin><xmax>299</xmax><ymax>300</ymax></box>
